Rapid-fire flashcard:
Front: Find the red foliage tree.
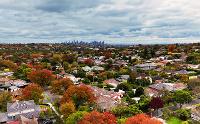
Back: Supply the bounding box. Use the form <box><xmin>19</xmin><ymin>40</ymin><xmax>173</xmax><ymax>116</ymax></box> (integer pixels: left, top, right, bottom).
<box><xmin>51</xmin><ymin>78</ymin><xmax>74</xmax><ymax>95</ymax></box>
<box><xmin>125</xmin><ymin>114</ymin><xmax>162</xmax><ymax>124</ymax></box>
<box><xmin>27</xmin><ymin>63</ymin><xmax>44</xmax><ymax>70</ymax></box>
<box><xmin>149</xmin><ymin>97</ymin><xmax>164</xmax><ymax>110</ymax></box>
<box><xmin>104</xmin><ymin>51</ymin><xmax>112</xmax><ymax>59</ymax></box>
<box><xmin>21</xmin><ymin>83</ymin><xmax>43</xmax><ymax>104</ymax></box>
<box><xmin>61</xmin><ymin>85</ymin><xmax>96</xmax><ymax>108</ymax></box>
<box><xmin>78</xmin><ymin>111</ymin><xmax>117</xmax><ymax>124</ymax></box>
<box><xmin>84</xmin><ymin>58</ymin><xmax>94</xmax><ymax>66</ymax></box>
<box><xmin>28</xmin><ymin>69</ymin><xmax>55</xmax><ymax>87</ymax></box>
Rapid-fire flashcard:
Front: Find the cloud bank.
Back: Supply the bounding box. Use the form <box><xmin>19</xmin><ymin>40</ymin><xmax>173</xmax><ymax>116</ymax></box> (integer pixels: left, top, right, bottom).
<box><xmin>0</xmin><ymin>0</ymin><xmax>200</xmax><ymax>44</ymax></box>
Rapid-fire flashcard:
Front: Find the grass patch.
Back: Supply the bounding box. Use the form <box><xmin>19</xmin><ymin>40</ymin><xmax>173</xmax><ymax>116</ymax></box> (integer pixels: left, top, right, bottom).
<box><xmin>167</xmin><ymin>117</ymin><xmax>182</xmax><ymax>124</ymax></box>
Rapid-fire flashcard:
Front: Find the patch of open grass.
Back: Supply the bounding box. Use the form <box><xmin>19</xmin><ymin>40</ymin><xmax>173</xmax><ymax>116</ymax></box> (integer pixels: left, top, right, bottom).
<box><xmin>167</xmin><ymin>117</ymin><xmax>182</xmax><ymax>124</ymax></box>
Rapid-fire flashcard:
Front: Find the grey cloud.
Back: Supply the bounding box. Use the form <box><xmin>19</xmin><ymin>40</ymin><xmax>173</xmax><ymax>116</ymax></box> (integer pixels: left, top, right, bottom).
<box><xmin>0</xmin><ymin>0</ymin><xmax>200</xmax><ymax>43</ymax></box>
<box><xmin>36</xmin><ymin>0</ymin><xmax>110</xmax><ymax>13</ymax></box>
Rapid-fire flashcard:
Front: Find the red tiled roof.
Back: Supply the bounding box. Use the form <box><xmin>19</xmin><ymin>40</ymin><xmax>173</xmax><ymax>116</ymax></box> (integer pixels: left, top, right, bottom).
<box><xmin>7</xmin><ymin>121</ymin><xmax>20</xmax><ymax>124</ymax></box>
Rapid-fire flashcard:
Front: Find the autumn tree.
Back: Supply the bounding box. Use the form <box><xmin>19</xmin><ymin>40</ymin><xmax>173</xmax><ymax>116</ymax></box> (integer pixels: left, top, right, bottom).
<box><xmin>61</xmin><ymin>85</ymin><xmax>96</xmax><ymax>108</ymax></box>
<box><xmin>31</xmin><ymin>53</ymin><xmax>41</xmax><ymax>59</ymax></box>
<box><xmin>60</xmin><ymin>102</ymin><xmax>76</xmax><ymax>118</ymax></box>
<box><xmin>104</xmin><ymin>51</ymin><xmax>112</xmax><ymax>59</ymax></box>
<box><xmin>84</xmin><ymin>58</ymin><xmax>94</xmax><ymax>66</ymax></box>
<box><xmin>125</xmin><ymin>114</ymin><xmax>162</xmax><ymax>124</ymax></box>
<box><xmin>28</xmin><ymin>69</ymin><xmax>55</xmax><ymax>87</ymax></box>
<box><xmin>0</xmin><ymin>91</ymin><xmax>12</xmax><ymax>112</ymax></box>
<box><xmin>149</xmin><ymin>97</ymin><xmax>164</xmax><ymax>116</ymax></box>
<box><xmin>51</xmin><ymin>78</ymin><xmax>74</xmax><ymax>95</ymax></box>
<box><xmin>168</xmin><ymin>45</ymin><xmax>176</xmax><ymax>54</ymax></box>
<box><xmin>0</xmin><ymin>60</ymin><xmax>18</xmax><ymax>71</ymax></box>
<box><xmin>27</xmin><ymin>63</ymin><xmax>44</xmax><ymax>70</ymax></box>
<box><xmin>21</xmin><ymin>83</ymin><xmax>43</xmax><ymax>104</ymax></box>
<box><xmin>78</xmin><ymin>111</ymin><xmax>117</xmax><ymax>124</ymax></box>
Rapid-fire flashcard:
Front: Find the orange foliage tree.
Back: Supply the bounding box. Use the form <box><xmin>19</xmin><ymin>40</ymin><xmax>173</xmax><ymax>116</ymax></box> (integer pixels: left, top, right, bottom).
<box><xmin>60</xmin><ymin>102</ymin><xmax>76</xmax><ymax>118</ymax></box>
<box><xmin>78</xmin><ymin>111</ymin><xmax>117</xmax><ymax>124</ymax></box>
<box><xmin>28</xmin><ymin>69</ymin><xmax>55</xmax><ymax>87</ymax></box>
<box><xmin>168</xmin><ymin>45</ymin><xmax>176</xmax><ymax>53</ymax></box>
<box><xmin>125</xmin><ymin>114</ymin><xmax>162</xmax><ymax>124</ymax></box>
<box><xmin>21</xmin><ymin>83</ymin><xmax>43</xmax><ymax>104</ymax></box>
<box><xmin>0</xmin><ymin>60</ymin><xmax>18</xmax><ymax>71</ymax></box>
<box><xmin>51</xmin><ymin>78</ymin><xmax>74</xmax><ymax>95</ymax></box>
<box><xmin>61</xmin><ymin>85</ymin><xmax>96</xmax><ymax>108</ymax></box>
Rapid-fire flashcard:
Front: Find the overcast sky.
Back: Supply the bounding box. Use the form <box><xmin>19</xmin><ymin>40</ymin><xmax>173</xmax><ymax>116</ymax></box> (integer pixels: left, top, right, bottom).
<box><xmin>0</xmin><ymin>0</ymin><xmax>200</xmax><ymax>44</ymax></box>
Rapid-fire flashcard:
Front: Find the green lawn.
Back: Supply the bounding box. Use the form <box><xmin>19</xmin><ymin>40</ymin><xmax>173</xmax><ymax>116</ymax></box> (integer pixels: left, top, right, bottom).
<box><xmin>167</xmin><ymin>117</ymin><xmax>182</xmax><ymax>124</ymax></box>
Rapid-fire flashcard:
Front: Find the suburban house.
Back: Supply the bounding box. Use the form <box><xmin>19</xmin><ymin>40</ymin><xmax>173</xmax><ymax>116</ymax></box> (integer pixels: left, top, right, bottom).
<box><xmin>0</xmin><ymin>78</ymin><xmax>10</xmax><ymax>85</ymax></box>
<box><xmin>63</xmin><ymin>74</ymin><xmax>80</xmax><ymax>84</ymax></box>
<box><xmin>90</xmin><ymin>86</ymin><xmax>123</xmax><ymax>111</ymax></box>
<box><xmin>7</xmin><ymin>100</ymin><xmax>40</xmax><ymax>121</ymax></box>
<box><xmin>135</xmin><ymin>63</ymin><xmax>158</xmax><ymax>70</ymax></box>
<box><xmin>78</xmin><ymin>84</ymin><xmax>123</xmax><ymax>111</ymax></box>
<box><xmin>116</xmin><ymin>75</ymin><xmax>130</xmax><ymax>82</ymax></box>
<box><xmin>103</xmin><ymin>79</ymin><xmax>121</xmax><ymax>88</ymax></box>
<box><xmin>92</xmin><ymin>66</ymin><xmax>104</xmax><ymax>71</ymax></box>
<box><xmin>82</xmin><ymin>66</ymin><xmax>92</xmax><ymax>72</ymax></box>
<box><xmin>145</xmin><ymin>83</ymin><xmax>187</xmax><ymax>96</ymax></box>
<box><xmin>10</xmin><ymin>80</ymin><xmax>28</xmax><ymax>88</ymax></box>
<box><xmin>0</xmin><ymin>79</ymin><xmax>27</xmax><ymax>93</ymax></box>
<box><xmin>0</xmin><ymin>72</ymin><xmax>14</xmax><ymax>77</ymax></box>
<box><xmin>187</xmin><ymin>64</ymin><xmax>200</xmax><ymax>70</ymax></box>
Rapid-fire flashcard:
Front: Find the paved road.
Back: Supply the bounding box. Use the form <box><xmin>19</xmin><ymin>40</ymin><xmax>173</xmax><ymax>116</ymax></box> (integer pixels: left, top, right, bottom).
<box><xmin>46</xmin><ymin>102</ymin><xmax>60</xmax><ymax>117</ymax></box>
<box><xmin>182</xmin><ymin>98</ymin><xmax>200</xmax><ymax>109</ymax></box>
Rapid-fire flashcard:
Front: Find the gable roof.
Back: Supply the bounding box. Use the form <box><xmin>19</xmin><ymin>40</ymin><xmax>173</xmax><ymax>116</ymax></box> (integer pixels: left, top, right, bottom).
<box><xmin>0</xmin><ymin>113</ymin><xmax>8</xmax><ymax>122</ymax></box>
<box><xmin>7</xmin><ymin>100</ymin><xmax>40</xmax><ymax>119</ymax></box>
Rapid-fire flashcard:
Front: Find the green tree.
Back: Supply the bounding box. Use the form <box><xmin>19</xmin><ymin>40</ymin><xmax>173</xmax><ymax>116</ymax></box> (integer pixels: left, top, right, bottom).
<box><xmin>111</xmin><ymin>105</ymin><xmax>142</xmax><ymax>118</ymax></box>
<box><xmin>14</xmin><ymin>64</ymin><xmax>32</xmax><ymax>81</ymax></box>
<box><xmin>52</xmin><ymin>54</ymin><xmax>62</xmax><ymax>63</ymax></box>
<box><xmin>134</xmin><ymin>87</ymin><xmax>144</xmax><ymax>97</ymax></box>
<box><xmin>128</xmin><ymin>71</ymin><xmax>137</xmax><ymax>83</ymax></box>
<box><xmin>65</xmin><ymin>111</ymin><xmax>88</xmax><ymax>124</ymax></box>
<box><xmin>173</xmin><ymin>90</ymin><xmax>192</xmax><ymax>108</ymax></box>
<box><xmin>186</xmin><ymin>55</ymin><xmax>198</xmax><ymax>64</ymax></box>
<box><xmin>137</xmin><ymin>95</ymin><xmax>151</xmax><ymax>112</ymax></box>
<box><xmin>0</xmin><ymin>91</ymin><xmax>12</xmax><ymax>112</ymax></box>
<box><xmin>175</xmin><ymin>109</ymin><xmax>191</xmax><ymax>121</ymax></box>
<box><xmin>115</xmin><ymin>83</ymin><xmax>131</xmax><ymax>92</ymax></box>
